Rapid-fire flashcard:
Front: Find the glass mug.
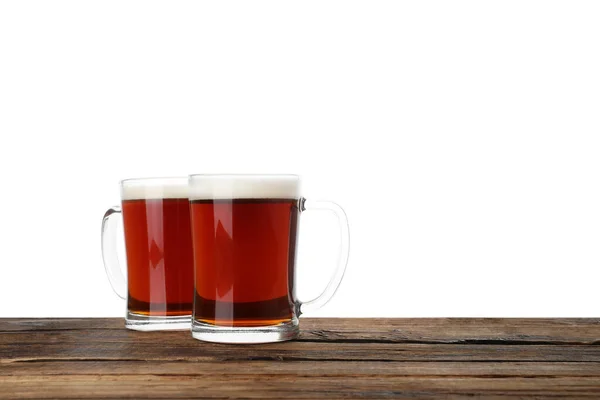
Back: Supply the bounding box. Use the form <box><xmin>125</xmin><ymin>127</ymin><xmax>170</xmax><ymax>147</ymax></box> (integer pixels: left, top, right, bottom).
<box><xmin>101</xmin><ymin>177</ymin><xmax>194</xmax><ymax>331</ymax></box>
<box><xmin>188</xmin><ymin>174</ymin><xmax>350</xmax><ymax>343</ymax></box>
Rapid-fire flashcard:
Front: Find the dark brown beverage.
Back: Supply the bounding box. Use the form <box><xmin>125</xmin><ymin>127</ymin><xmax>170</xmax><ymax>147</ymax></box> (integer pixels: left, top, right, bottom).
<box><xmin>122</xmin><ymin>198</ymin><xmax>194</xmax><ymax>316</ymax></box>
<box><xmin>190</xmin><ymin>198</ymin><xmax>299</xmax><ymax>327</ymax></box>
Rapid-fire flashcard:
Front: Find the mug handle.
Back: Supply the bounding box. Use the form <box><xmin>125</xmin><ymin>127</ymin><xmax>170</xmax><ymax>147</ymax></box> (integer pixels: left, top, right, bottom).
<box><xmin>298</xmin><ymin>198</ymin><xmax>350</xmax><ymax>315</ymax></box>
<box><xmin>101</xmin><ymin>206</ymin><xmax>127</xmax><ymax>299</ymax></box>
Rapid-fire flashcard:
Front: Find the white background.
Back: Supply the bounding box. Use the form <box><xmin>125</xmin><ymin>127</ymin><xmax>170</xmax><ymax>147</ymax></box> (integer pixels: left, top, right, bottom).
<box><xmin>1</xmin><ymin>1</ymin><xmax>599</xmax><ymax>318</ymax></box>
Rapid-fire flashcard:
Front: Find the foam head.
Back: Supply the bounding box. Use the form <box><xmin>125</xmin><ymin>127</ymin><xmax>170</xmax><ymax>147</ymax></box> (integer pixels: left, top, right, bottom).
<box><xmin>188</xmin><ymin>174</ymin><xmax>300</xmax><ymax>200</ymax></box>
<box><xmin>120</xmin><ymin>177</ymin><xmax>189</xmax><ymax>200</ymax></box>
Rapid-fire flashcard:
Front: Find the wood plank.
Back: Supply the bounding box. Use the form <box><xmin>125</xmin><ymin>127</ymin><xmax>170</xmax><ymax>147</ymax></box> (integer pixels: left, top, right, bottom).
<box><xmin>2</xmin><ymin>361</ymin><xmax>600</xmax><ymax>377</ymax></box>
<box><xmin>2</xmin><ymin>375</ymin><xmax>600</xmax><ymax>399</ymax></box>
<box><xmin>0</xmin><ymin>318</ymin><xmax>121</xmax><ymax>332</ymax></box>
<box><xmin>300</xmin><ymin>318</ymin><xmax>600</xmax><ymax>344</ymax></box>
<box><xmin>2</xmin><ymin>318</ymin><xmax>600</xmax><ymax>344</ymax></box>
<box><xmin>2</xmin><ymin>318</ymin><xmax>600</xmax><ymax>399</ymax></box>
<box><xmin>2</xmin><ymin>328</ymin><xmax>600</xmax><ymax>363</ymax></box>
<box><xmin>3</xmin><ymin>343</ymin><xmax>600</xmax><ymax>363</ymax></box>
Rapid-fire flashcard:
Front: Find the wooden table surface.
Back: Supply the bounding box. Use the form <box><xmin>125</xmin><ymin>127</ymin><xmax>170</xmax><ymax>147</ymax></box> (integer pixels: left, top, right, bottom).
<box><xmin>1</xmin><ymin>318</ymin><xmax>600</xmax><ymax>398</ymax></box>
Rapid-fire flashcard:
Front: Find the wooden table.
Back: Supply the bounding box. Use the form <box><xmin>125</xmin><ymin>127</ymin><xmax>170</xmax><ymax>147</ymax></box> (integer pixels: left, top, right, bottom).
<box><xmin>1</xmin><ymin>318</ymin><xmax>600</xmax><ymax>398</ymax></box>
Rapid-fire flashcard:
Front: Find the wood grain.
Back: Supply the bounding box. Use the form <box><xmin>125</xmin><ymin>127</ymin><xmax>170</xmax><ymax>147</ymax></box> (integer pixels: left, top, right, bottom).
<box><xmin>1</xmin><ymin>318</ymin><xmax>600</xmax><ymax>398</ymax></box>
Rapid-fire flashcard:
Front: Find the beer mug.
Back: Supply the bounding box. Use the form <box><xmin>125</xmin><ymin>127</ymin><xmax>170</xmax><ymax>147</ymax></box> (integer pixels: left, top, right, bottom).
<box><xmin>101</xmin><ymin>177</ymin><xmax>194</xmax><ymax>331</ymax></box>
<box><xmin>188</xmin><ymin>174</ymin><xmax>350</xmax><ymax>343</ymax></box>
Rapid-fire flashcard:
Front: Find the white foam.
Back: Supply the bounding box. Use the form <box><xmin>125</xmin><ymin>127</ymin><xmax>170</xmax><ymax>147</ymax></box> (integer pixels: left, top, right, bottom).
<box><xmin>121</xmin><ymin>177</ymin><xmax>189</xmax><ymax>200</ymax></box>
<box><xmin>188</xmin><ymin>175</ymin><xmax>300</xmax><ymax>200</ymax></box>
